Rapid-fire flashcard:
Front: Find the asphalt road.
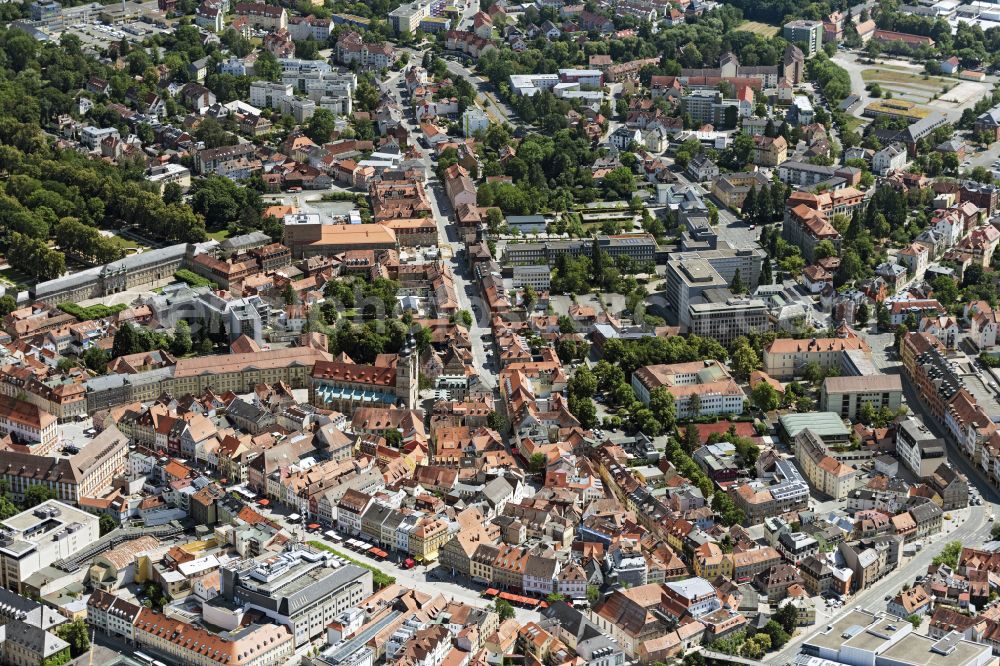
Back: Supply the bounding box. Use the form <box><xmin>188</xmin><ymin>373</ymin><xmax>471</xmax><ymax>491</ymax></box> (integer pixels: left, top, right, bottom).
<box><xmin>442</xmin><ymin>59</ymin><xmax>515</xmax><ymax>125</ymax></box>
<box><xmin>382</xmin><ymin>67</ymin><xmax>496</xmax><ymax>388</ymax></box>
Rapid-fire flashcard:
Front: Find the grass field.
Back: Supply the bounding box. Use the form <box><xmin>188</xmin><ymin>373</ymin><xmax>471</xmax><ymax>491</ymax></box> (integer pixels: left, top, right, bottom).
<box><xmin>0</xmin><ymin>266</ymin><xmax>29</xmax><ymax>288</ymax></box>
<box><xmin>735</xmin><ymin>20</ymin><xmax>780</xmax><ymax>37</ymax></box>
<box><xmin>108</xmin><ymin>233</ymin><xmax>147</xmax><ymax>251</ymax></box>
<box><xmin>841</xmin><ymin>115</ymin><xmax>867</xmax><ymax>133</ymax></box>
<box><xmin>207</xmin><ymin>228</ymin><xmax>231</xmax><ymax>241</ymax></box>
<box><xmin>861</xmin><ymin>68</ymin><xmax>955</xmax><ymax>104</ymax></box>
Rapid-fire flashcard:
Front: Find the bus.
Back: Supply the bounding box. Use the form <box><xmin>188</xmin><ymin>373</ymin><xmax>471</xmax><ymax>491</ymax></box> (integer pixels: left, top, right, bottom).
<box><xmin>134</xmin><ymin>652</ymin><xmax>155</xmax><ymax>665</ymax></box>
<box><xmin>153</xmin><ymin>661</ymin><xmax>169</xmax><ymax>666</ymax></box>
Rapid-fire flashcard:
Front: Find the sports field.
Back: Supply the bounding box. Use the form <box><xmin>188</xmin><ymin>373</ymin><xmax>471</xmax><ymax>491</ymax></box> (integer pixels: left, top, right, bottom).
<box><xmin>735</xmin><ymin>21</ymin><xmax>780</xmax><ymax>38</ymax></box>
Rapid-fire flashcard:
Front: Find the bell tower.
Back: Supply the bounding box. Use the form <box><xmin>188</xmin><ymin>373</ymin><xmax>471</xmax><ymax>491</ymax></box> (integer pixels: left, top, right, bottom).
<box><xmin>396</xmin><ymin>335</ymin><xmax>419</xmax><ymax>409</ymax></box>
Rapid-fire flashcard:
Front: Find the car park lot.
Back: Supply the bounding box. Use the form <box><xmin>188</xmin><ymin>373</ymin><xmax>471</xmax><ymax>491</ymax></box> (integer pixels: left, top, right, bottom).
<box><xmin>60</xmin><ymin>19</ymin><xmax>172</xmax><ymax>52</ymax></box>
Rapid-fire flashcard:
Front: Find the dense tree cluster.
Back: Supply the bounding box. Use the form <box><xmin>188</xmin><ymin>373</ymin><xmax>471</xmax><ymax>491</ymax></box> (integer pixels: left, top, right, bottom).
<box><xmin>740</xmin><ymin>182</ymin><xmax>789</xmax><ymax>228</ymax></box>
<box><xmin>190</xmin><ymin>175</ymin><xmax>263</xmax><ymax>236</ymax></box>
<box><xmin>55</xmin><ymin>218</ymin><xmax>125</xmax><ymax>265</ymax></box>
<box><xmin>7</xmin><ymin>231</ymin><xmax>64</xmax><ymax>280</ymax></box>
<box><xmin>601</xmin><ymin>334</ymin><xmax>728</xmax><ymax>378</ymax></box>
<box><xmin>326</xmin><ymin>319</ymin><xmax>412</xmax><ymax>365</ymax></box>
<box><xmin>0</xmin><ymin>26</ymin><xmax>277</xmax><ymax>272</ymax></box>
<box><xmin>477</xmin><ymin>130</ymin><xmax>599</xmax><ymax>213</ymax></box>
<box><xmin>323</xmin><ymin>277</ymin><xmax>401</xmax><ymax>318</ymax></box>
<box><xmin>807</xmin><ymin>53</ymin><xmax>852</xmax><ymax>106</ymax></box>
<box><xmin>111</xmin><ymin>323</ymin><xmax>175</xmax><ymax>360</ymax></box>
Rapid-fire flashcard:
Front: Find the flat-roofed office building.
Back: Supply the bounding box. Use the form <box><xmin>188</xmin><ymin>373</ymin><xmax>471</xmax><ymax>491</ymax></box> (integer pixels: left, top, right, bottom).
<box><xmin>687</xmin><ymin>288</ymin><xmax>770</xmax><ymax>345</ymax></box>
<box><xmin>819</xmin><ymin>374</ymin><xmax>903</xmax><ymax>421</ymax></box>
<box><xmin>0</xmin><ymin>500</ymin><xmax>99</xmax><ymax>593</ymax></box>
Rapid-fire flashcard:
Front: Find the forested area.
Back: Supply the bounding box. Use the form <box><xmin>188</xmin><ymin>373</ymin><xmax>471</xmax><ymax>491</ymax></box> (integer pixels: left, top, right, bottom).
<box><xmin>0</xmin><ymin>27</ymin><xmax>267</xmax><ymax>280</ymax></box>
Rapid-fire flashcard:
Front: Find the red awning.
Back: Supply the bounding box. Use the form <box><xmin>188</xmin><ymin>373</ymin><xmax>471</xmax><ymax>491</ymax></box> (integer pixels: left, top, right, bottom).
<box><xmin>258</xmin><ymin>499</ymin><xmax>270</xmax><ymax>506</ymax></box>
<box><xmin>484</xmin><ymin>588</ymin><xmax>499</xmax><ymax>597</ymax></box>
<box><xmin>308</xmin><ymin>523</ymin><xmax>320</xmax><ymax>530</ymax></box>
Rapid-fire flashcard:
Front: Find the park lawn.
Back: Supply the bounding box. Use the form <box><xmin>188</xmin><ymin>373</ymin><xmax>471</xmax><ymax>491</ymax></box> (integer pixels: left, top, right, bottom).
<box><xmin>735</xmin><ymin>20</ymin><xmax>780</xmax><ymax>38</ymax></box>
<box><xmin>0</xmin><ymin>266</ymin><xmax>29</xmax><ymax>288</ymax></box>
<box><xmin>109</xmin><ymin>234</ymin><xmax>146</xmax><ymax>251</ymax></box>
<box><xmin>207</xmin><ymin>228</ymin><xmax>231</xmax><ymax>241</ymax></box>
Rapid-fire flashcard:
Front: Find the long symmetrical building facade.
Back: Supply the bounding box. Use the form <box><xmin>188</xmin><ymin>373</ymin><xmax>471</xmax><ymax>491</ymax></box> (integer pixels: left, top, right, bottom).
<box><xmin>31</xmin><ymin>242</ymin><xmax>219</xmax><ymax>304</ymax></box>
<box><xmin>84</xmin><ymin>345</ymin><xmax>332</xmax><ymax>413</ymax></box>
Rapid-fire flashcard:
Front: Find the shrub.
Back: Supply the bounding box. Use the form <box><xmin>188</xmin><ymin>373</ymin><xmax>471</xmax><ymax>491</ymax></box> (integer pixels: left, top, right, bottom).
<box><xmin>58</xmin><ymin>303</ymin><xmax>127</xmax><ymax>320</ymax></box>
<box><xmin>174</xmin><ymin>269</ymin><xmax>217</xmax><ymax>289</ymax></box>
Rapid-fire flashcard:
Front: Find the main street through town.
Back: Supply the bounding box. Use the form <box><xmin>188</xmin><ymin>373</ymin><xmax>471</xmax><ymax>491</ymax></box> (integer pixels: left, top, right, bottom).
<box><xmin>382</xmin><ymin>66</ymin><xmax>497</xmax><ymax>390</ymax></box>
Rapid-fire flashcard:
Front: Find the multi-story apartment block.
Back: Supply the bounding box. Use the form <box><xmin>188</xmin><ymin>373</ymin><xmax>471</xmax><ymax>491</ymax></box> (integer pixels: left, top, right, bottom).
<box><xmin>388</xmin><ymin>0</ymin><xmax>434</xmax><ymax>33</ymax></box>
<box><xmin>901</xmin><ymin>332</ymin><xmax>960</xmax><ymax>425</ymax></box>
<box><xmin>783</xmin><ymin>19</ymin><xmax>823</xmax><ymax>56</ymax></box>
<box><xmin>0</xmin><ymin>427</ymin><xmax>128</xmax><ymax>505</ymax></box>
<box><xmin>194</xmin><ymin>143</ymin><xmax>258</xmax><ymax>176</ymax></box>
<box><xmin>504</xmin><ymin>235</ymin><xmax>657</xmax><ymax>266</ymax></box>
<box><xmin>680</xmin><ymin>90</ymin><xmax>741</xmax><ymax>129</ymax></box>
<box><xmin>753</xmin><ymin>135</ymin><xmax>788</xmax><ymax>167</ymax></box>
<box><xmin>511</xmin><ymin>265</ymin><xmax>552</xmax><ymax>291</ymax></box>
<box><xmin>763</xmin><ymin>332</ymin><xmax>871</xmax><ymax>379</ymax></box>
<box><xmin>873</xmin><ymin>143</ymin><xmax>908</xmax><ymax>176</ymax></box>
<box><xmin>234</xmin><ymin>2</ymin><xmax>287</xmax><ymax>30</ymax></box>
<box><xmin>730</xmin><ymin>458</ymin><xmax>809</xmax><ymax>525</ymax></box>
<box><xmin>686</xmin><ymin>290</ymin><xmax>770</xmax><ymax>346</ymax></box>
<box><xmin>250</xmin><ymin>81</ymin><xmax>295</xmax><ymax>109</ymax></box>
<box><xmin>792</xmin><ymin>429</ymin><xmax>857</xmax><ymax>500</ymax></box>
<box><xmin>0</xmin><ymin>395</ymin><xmax>58</xmax><ymax>456</ymax></box>
<box><xmin>136</xmin><ymin>608</ymin><xmax>294</xmax><ymax>666</ymax></box>
<box><xmin>88</xmin><ymin>589</ymin><xmax>143</xmax><ymax>643</ymax></box>
<box><xmin>336</xmin><ymin>31</ymin><xmax>395</xmax><ymax>69</ymax></box>
<box><xmin>776</xmin><ymin>531</ymin><xmax>820</xmax><ymax>564</ymax></box>
<box><xmin>777</xmin><ymin>161</ymin><xmax>836</xmax><ymax>187</ymax></box>
<box><xmin>782</xmin><ymin>204</ymin><xmax>842</xmax><ymax>263</ymax></box>
<box><xmin>665</xmin><ymin>246</ymin><xmax>765</xmax><ymax>327</ymax></box>
<box><xmin>288</xmin><ymin>14</ymin><xmax>332</xmax><ymax>41</ymax></box>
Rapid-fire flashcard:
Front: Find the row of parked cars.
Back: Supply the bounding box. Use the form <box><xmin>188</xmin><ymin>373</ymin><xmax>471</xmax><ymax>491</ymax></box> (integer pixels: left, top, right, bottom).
<box><xmin>823</xmin><ymin>591</ymin><xmax>845</xmax><ymax>608</ymax></box>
